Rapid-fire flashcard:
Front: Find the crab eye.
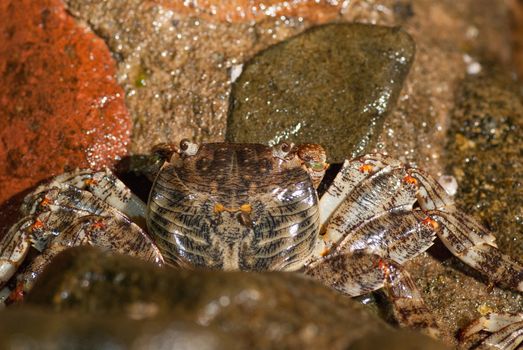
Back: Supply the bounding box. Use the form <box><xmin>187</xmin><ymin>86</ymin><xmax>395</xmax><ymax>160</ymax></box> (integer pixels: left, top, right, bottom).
<box><xmin>272</xmin><ymin>141</ymin><xmax>295</xmax><ymax>159</ymax></box>
<box><xmin>280</xmin><ymin>142</ymin><xmax>291</xmax><ymax>153</ymax></box>
<box><xmin>178</xmin><ymin>139</ymin><xmax>199</xmax><ymax>156</ymax></box>
<box><xmin>180</xmin><ymin>139</ymin><xmax>190</xmax><ymax>151</ymax></box>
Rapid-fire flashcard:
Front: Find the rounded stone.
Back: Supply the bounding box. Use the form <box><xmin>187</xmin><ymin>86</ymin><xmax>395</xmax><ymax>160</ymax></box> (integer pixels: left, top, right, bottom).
<box><xmin>25</xmin><ymin>247</ymin><xmax>413</xmax><ymax>349</ymax></box>
<box><xmin>227</xmin><ymin>23</ymin><xmax>415</xmax><ymax>163</ymax></box>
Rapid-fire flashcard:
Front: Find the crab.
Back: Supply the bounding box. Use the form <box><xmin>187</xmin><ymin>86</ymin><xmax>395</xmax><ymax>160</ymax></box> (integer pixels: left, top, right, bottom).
<box><xmin>1</xmin><ymin>140</ymin><xmax>523</xmax><ymax>348</ymax></box>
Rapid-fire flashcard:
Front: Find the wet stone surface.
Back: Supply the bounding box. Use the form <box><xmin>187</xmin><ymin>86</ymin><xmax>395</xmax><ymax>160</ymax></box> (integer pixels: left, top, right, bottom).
<box><xmin>25</xmin><ymin>247</ymin><xmax>449</xmax><ymax>349</ymax></box>
<box><xmin>227</xmin><ymin>23</ymin><xmax>415</xmax><ymax>163</ymax></box>
<box><xmin>446</xmin><ymin>71</ymin><xmax>523</xmax><ymax>256</ymax></box>
<box><xmin>0</xmin><ymin>0</ymin><xmax>131</xmax><ymax>206</ymax></box>
<box><xmin>64</xmin><ymin>0</ymin><xmax>314</xmax><ymax>155</ymax></box>
<box><xmin>156</xmin><ymin>0</ymin><xmax>347</xmax><ymax>24</ymax></box>
<box><xmin>0</xmin><ymin>307</ymin><xmax>237</xmax><ymax>350</ymax></box>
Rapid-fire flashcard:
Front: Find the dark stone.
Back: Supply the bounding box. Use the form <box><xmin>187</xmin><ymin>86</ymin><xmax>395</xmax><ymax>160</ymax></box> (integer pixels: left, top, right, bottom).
<box><xmin>26</xmin><ymin>247</ymin><xmax>390</xmax><ymax>349</ymax></box>
<box><xmin>227</xmin><ymin>23</ymin><xmax>415</xmax><ymax>162</ymax></box>
<box><xmin>0</xmin><ymin>307</ymin><xmax>236</xmax><ymax>350</ymax></box>
<box><xmin>446</xmin><ymin>70</ymin><xmax>523</xmax><ymax>256</ymax></box>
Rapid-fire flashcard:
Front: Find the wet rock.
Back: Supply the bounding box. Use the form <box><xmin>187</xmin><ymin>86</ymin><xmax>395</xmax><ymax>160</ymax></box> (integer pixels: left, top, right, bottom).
<box><xmin>508</xmin><ymin>0</ymin><xmax>523</xmax><ymax>77</ymax></box>
<box><xmin>227</xmin><ymin>23</ymin><xmax>415</xmax><ymax>163</ymax></box>
<box><xmin>64</xmin><ymin>0</ymin><xmax>313</xmax><ymax>155</ymax></box>
<box><xmin>26</xmin><ymin>247</ymin><xmax>426</xmax><ymax>349</ymax></box>
<box><xmin>445</xmin><ymin>71</ymin><xmax>523</xmax><ymax>256</ymax></box>
<box><xmin>157</xmin><ymin>0</ymin><xmax>346</xmax><ymax>24</ymax></box>
<box><xmin>348</xmin><ymin>330</ymin><xmax>449</xmax><ymax>350</ymax></box>
<box><xmin>0</xmin><ymin>0</ymin><xmax>131</xmax><ymax>205</ymax></box>
<box><xmin>0</xmin><ymin>307</ymin><xmax>237</xmax><ymax>350</ymax></box>
<box><xmin>372</xmin><ymin>0</ymin><xmax>513</xmax><ymax>175</ymax></box>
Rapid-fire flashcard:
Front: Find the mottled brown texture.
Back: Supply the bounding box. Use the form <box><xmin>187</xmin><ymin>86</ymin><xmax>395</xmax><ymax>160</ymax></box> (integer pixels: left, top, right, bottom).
<box><xmin>446</xmin><ymin>72</ymin><xmax>523</xmax><ymax>257</ymax></box>
<box><xmin>0</xmin><ymin>0</ymin><xmax>131</xmax><ymax>206</ymax></box>
<box><xmin>64</xmin><ymin>0</ymin><xmax>314</xmax><ymax>155</ymax></box>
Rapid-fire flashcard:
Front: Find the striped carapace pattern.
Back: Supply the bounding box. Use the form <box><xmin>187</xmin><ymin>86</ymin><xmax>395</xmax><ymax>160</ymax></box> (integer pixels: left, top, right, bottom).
<box><xmin>147</xmin><ymin>143</ymin><xmax>319</xmax><ymax>271</ymax></box>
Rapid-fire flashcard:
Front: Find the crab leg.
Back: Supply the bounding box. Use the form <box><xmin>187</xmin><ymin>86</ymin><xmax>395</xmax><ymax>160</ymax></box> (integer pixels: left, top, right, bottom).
<box><xmin>409</xmin><ymin>169</ymin><xmax>523</xmax><ymax>291</ymax></box>
<box><xmin>315</xmin><ymin>154</ymin><xmax>419</xmax><ymax>258</ymax></box>
<box><xmin>2</xmin><ymin>174</ymin><xmax>163</xmax><ymax>295</ymax></box>
<box><xmin>305</xmin><ymin>251</ymin><xmax>440</xmax><ymax>337</ymax></box>
<box><xmin>460</xmin><ymin>313</ymin><xmax>523</xmax><ymax>350</ymax></box>
<box><xmin>0</xmin><ymin>218</ymin><xmax>32</xmax><ymax>286</ymax></box>
<box><xmin>18</xmin><ymin>214</ymin><xmax>164</xmax><ymax>291</ymax></box>
<box><xmin>22</xmin><ymin>169</ymin><xmax>147</xmax><ymax>228</ymax></box>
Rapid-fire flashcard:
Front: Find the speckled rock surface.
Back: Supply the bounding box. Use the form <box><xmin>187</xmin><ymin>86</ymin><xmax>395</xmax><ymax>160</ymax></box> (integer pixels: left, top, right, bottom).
<box><xmin>0</xmin><ymin>0</ymin><xmax>131</xmax><ymax>205</ymax></box>
<box><xmin>25</xmin><ymin>247</ymin><xmax>417</xmax><ymax>349</ymax></box>
<box><xmin>64</xmin><ymin>0</ymin><xmax>313</xmax><ymax>155</ymax></box>
<box><xmin>446</xmin><ymin>71</ymin><xmax>523</xmax><ymax>257</ymax></box>
<box><xmin>227</xmin><ymin>23</ymin><xmax>414</xmax><ymax>162</ymax></box>
<box><xmin>156</xmin><ymin>0</ymin><xmax>346</xmax><ymax>23</ymax></box>
<box><xmin>0</xmin><ymin>307</ymin><xmax>238</xmax><ymax>350</ymax></box>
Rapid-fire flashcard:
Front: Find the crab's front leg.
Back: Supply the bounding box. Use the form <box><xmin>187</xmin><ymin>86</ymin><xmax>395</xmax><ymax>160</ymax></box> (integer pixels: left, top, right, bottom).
<box><xmin>409</xmin><ymin>168</ymin><xmax>523</xmax><ymax>291</ymax></box>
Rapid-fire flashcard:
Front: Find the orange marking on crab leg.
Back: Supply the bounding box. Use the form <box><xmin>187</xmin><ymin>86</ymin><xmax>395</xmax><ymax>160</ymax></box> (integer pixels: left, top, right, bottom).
<box><xmin>6</xmin><ymin>281</ymin><xmax>25</xmax><ymax>304</ymax></box>
<box><xmin>320</xmin><ymin>247</ymin><xmax>331</xmax><ymax>257</ymax></box>
<box><xmin>31</xmin><ymin>219</ymin><xmax>44</xmax><ymax>231</ymax></box>
<box><xmin>90</xmin><ymin>220</ymin><xmax>106</xmax><ymax>230</ymax></box>
<box><xmin>84</xmin><ymin>178</ymin><xmax>98</xmax><ymax>186</ymax></box>
<box><xmin>403</xmin><ymin>175</ymin><xmax>419</xmax><ymax>186</ymax></box>
<box><xmin>421</xmin><ymin>217</ymin><xmax>440</xmax><ymax>230</ymax></box>
<box><xmin>378</xmin><ymin>259</ymin><xmax>389</xmax><ymax>275</ymax></box>
<box><xmin>358</xmin><ymin>164</ymin><xmax>374</xmax><ymax>173</ymax></box>
<box><xmin>40</xmin><ymin>197</ymin><xmax>52</xmax><ymax>207</ymax></box>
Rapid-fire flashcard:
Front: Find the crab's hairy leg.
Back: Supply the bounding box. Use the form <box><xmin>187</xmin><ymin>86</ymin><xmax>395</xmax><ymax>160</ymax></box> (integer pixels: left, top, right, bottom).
<box><xmin>409</xmin><ymin>169</ymin><xmax>523</xmax><ymax>291</ymax></box>
<box><xmin>315</xmin><ymin>154</ymin><xmax>419</xmax><ymax>258</ymax></box>
<box><xmin>472</xmin><ymin>321</ymin><xmax>523</xmax><ymax>350</ymax></box>
<box><xmin>460</xmin><ymin>313</ymin><xmax>523</xmax><ymax>340</ymax></box>
<box><xmin>18</xmin><ymin>214</ymin><xmax>164</xmax><ymax>291</ymax></box>
<box><xmin>319</xmin><ymin>154</ymin><xmax>404</xmax><ymax>228</ymax></box>
<box><xmin>22</xmin><ymin>169</ymin><xmax>147</xmax><ymax>228</ymax></box>
<box><xmin>0</xmin><ymin>218</ymin><xmax>32</xmax><ymax>286</ymax></box>
<box><xmin>305</xmin><ymin>252</ymin><xmax>440</xmax><ymax>337</ymax></box>
<box><xmin>479</xmin><ymin>322</ymin><xmax>523</xmax><ymax>350</ymax></box>
<box><xmin>460</xmin><ymin>313</ymin><xmax>523</xmax><ymax>350</ymax></box>
<box><xmin>329</xmin><ymin>210</ymin><xmax>436</xmax><ymax>264</ymax></box>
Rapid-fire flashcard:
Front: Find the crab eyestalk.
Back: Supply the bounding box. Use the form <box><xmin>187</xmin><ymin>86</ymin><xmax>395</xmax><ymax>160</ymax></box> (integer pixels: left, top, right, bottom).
<box><xmin>178</xmin><ymin>139</ymin><xmax>199</xmax><ymax>157</ymax></box>
<box><xmin>295</xmin><ymin>144</ymin><xmax>328</xmax><ymax>189</ymax></box>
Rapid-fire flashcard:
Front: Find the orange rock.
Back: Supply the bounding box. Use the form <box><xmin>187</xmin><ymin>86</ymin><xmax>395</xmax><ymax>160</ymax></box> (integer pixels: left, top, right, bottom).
<box><xmin>0</xmin><ymin>0</ymin><xmax>131</xmax><ymax>205</ymax></box>
<box><xmin>157</xmin><ymin>0</ymin><xmax>344</xmax><ymax>23</ymax></box>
